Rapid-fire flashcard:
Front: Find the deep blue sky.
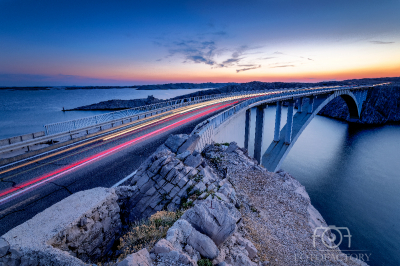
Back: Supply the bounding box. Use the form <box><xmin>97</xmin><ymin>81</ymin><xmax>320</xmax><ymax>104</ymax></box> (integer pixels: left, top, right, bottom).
<box><xmin>1</xmin><ymin>0</ymin><xmax>399</xmax><ymax>85</ymax></box>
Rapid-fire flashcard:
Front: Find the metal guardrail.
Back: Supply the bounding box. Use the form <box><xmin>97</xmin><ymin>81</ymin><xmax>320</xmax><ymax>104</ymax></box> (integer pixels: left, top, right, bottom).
<box><xmin>43</xmin><ymin>91</ymin><xmax>250</xmax><ymax>135</ymax></box>
<box><xmin>191</xmin><ymin>84</ymin><xmax>387</xmax><ymax>151</ymax></box>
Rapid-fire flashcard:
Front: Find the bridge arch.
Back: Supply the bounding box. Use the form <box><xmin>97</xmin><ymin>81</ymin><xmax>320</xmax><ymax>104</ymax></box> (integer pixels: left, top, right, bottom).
<box><xmin>261</xmin><ymin>90</ymin><xmax>364</xmax><ymax>172</ymax></box>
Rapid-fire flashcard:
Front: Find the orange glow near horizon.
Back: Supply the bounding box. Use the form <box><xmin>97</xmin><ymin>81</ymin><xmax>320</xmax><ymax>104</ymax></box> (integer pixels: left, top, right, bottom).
<box><xmin>76</xmin><ymin>63</ymin><xmax>400</xmax><ymax>85</ymax></box>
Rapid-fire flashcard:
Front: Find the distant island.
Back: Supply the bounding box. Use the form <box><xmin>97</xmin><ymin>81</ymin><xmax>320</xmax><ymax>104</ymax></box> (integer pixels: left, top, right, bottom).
<box><xmin>0</xmin><ymin>82</ymin><xmax>236</xmax><ymax>91</ymax></box>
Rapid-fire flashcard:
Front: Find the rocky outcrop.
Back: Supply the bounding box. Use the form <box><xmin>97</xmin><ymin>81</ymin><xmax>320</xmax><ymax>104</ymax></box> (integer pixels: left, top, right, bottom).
<box><xmin>200</xmin><ymin>143</ymin><xmax>368</xmax><ymax>266</ymax></box>
<box><xmin>116</xmin><ymin>248</ymin><xmax>153</xmax><ymax>266</ymax></box>
<box><xmin>181</xmin><ymin>199</ymin><xmax>240</xmax><ymax>246</ymax></box>
<box><xmin>319</xmin><ymin>84</ymin><xmax>400</xmax><ymax>124</ymax></box>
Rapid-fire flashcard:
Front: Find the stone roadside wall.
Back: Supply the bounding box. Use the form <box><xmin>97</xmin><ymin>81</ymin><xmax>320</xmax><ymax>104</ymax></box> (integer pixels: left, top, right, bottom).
<box><xmin>0</xmin><ymin>188</ymin><xmax>122</xmax><ymax>266</ymax></box>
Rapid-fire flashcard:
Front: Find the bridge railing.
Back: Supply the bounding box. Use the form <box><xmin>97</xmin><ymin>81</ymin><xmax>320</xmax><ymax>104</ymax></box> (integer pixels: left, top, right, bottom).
<box><xmin>43</xmin><ymin>83</ymin><xmax>378</xmax><ymax>136</ymax></box>
<box><xmin>43</xmin><ymin>89</ymin><xmax>267</xmax><ymax>135</ymax></box>
<box><xmin>191</xmin><ymin>84</ymin><xmax>377</xmax><ymax>152</ymax></box>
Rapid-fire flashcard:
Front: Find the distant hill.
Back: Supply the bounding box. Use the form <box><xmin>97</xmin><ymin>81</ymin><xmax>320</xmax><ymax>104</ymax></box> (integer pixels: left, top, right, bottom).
<box><xmin>0</xmin><ymin>82</ymin><xmax>237</xmax><ymax>91</ymax></box>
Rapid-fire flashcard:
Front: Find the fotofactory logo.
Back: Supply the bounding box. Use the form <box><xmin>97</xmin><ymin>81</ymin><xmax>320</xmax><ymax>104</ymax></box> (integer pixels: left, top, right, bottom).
<box><xmin>294</xmin><ymin>225</ymin><xmax>371</xmax><ymax>264</ymax></box>
<box><xmin>313</xmin><ymin>225</ymin><xmax>351</xmax><ymax>249</ymax></box>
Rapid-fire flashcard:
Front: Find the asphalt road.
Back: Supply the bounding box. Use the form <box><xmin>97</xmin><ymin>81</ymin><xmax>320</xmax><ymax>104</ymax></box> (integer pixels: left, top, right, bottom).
<box><xmin>0</xmin><ymin>99</ymin><xmax>240</xmax><ymax>235</ymax></box>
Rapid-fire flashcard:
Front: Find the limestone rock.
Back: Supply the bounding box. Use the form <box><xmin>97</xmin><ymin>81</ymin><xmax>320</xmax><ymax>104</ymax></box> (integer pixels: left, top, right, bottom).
<box><xmin>199</xmin><ymin>166</ymin><xmax>218</xmax><ymax>184</ymax></box>
<box><xmin>117</xmin><ymin>248</ymin><xmax>152</xmax><ymax>266</ymax></box>
<box><xmin>214</xmin><ymin>192</ymin><xmax>230</xmax><ymax>203</ymax></box>
<box><xmin>176</xmin><ymin>150</ymin><xmax>191</xmax><ymax>161</ymax></box>
<box><xmin>182</xmin><ymin>199</ymin><xmax>241</xmax><ymax>246</ymax></box>
<box><xmin>184</xmin><ymin>153</ymin><xmax>203</xmax><ymax>168</ymax></box>
<box><xmin>166</xmin><ymin>219</ymin><xmax>218</xmax><ymax>259</ymax></box>
<box><xmin>177</xmin><ymin>134</ymin><xmax>200</xmax><ymax>154</ymax></box>
<box><xmin>242</xmin><ymin>239</ymin><xmax>257</xmax><ymax>259</ymax></box>
<box><xmin>218</xmin><ymin>182</ymin><xmax>237</xmax><ymax>204</ymax></box>
<box><xmin>224</xmin><ymin>142</ymin><xmax>238</xmax><ymax>153</ymax></box>
<box><xmin>166</xmin><ymin>219</ymin><xmax>193</xmax><ymax>250</ymax></box>
<box><xmin>164</xmin><ymin>134</ymin><xmax>188</xmax><ymax>153</ymax></box>
<box><xmin>153</xmin><ymin>239</ymin><xmax>175</xmax><ymax>254</ymax></box>
<box><xmin>156</xmin><ymin>250</ymin><xmax>196</xmax><ymax>266</ymax></box>
<box><xmin>0</xmin><ymin>238</ymin><xmax>9</xmax><ymax>258</ymax></box>
<box><xmin>187</xmin><ymin>226</ymin><xmax>219</xmax><ymax>259</ymax></box>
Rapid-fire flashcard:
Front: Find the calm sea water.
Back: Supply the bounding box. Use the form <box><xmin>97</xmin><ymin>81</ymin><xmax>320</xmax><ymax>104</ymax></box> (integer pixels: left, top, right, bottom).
<box><xmin>215</xmin><ymin>107</ymin><xmax>400</xmax><ymax>266</ymax></box>
<box><xmin>0</xmin><ymin>88</ymin><xmax>203</xmax><ymax>139</ymax></box>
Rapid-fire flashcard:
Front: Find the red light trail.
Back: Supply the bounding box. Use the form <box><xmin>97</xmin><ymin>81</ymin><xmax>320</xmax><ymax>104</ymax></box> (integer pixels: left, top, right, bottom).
<box><xmin>0</xmin><ymin>100</ymin><xmax>237</xmax><ymax>204</ymax></box>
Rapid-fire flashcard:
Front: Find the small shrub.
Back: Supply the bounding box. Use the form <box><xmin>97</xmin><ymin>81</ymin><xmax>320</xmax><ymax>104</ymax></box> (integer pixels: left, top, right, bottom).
<box><xmin>194</xmin><ymin>174</ymin><xmax>204</xmax><ymax>182</ymax></box>
<box><xmin>198</xmin><ymin>259</ymin><xmax>213</xmax><ymax>266</ymax></box>
<box><xmin>186</xmin><ymin>185</ymin><xmax>195</xmax><ymax>195</ymax></box>
<box><xmin>214</xmin><ymin>142</ymin><xmax>229</xmax><ymax>147</ymax></box>
<box><xmin>182</xmin><ymin>201</ymin><xmax>194</xmax><ymax>209</ymax></box>
<box><xmin>210</xmin><ymin>156</ymin><xmax>222</xmax><ymax>164</ymax></box>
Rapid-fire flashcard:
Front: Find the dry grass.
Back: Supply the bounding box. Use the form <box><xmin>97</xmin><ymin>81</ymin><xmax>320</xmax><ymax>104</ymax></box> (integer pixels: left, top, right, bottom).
<box><xmin>116</xmin><ymin>211</ymin><xmax>182</xmax><ymax>261</ymax></box>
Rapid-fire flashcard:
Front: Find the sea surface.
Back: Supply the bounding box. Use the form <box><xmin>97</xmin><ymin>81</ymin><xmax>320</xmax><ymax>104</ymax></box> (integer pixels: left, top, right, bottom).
<box><xmin>215</xmin><ymin>107</ymin><xmax>400</xmax><ymax>266</ymax></box>
<box><xmin>0</xmin><ymin>88</ymin><xmax>204</xmax><ymax>139</ymax></box>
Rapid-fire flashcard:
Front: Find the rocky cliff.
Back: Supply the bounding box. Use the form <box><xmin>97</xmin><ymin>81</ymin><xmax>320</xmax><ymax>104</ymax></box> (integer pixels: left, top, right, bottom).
<box><xmin>318</xmin><ymin>84</ymin><xmax>400</xmax><ymax>124</ymax></box>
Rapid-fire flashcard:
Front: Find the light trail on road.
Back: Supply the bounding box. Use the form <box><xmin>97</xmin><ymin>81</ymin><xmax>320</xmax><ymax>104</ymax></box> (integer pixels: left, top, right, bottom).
<box><xmin>0</xmin><ymin>95</ymin><xmax>246</xmax><ymax>177</ymax></box>
<box><xmin>0</xmin><ymin>100</ymin><xmax>238</xmax><ymax>204</ymax></box>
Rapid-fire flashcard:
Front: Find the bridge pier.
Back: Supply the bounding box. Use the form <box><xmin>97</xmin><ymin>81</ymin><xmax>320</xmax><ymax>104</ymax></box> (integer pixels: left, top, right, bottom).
<box><xmin>307</xmin><ymin>96</ymin><xmax>314</xmax><ymax>114</ymax></box>
<box><xmin>274</xmin><ymin>101</ymin><xmax>282</xmax><ymax>142</ymax></box>
<box><xmin>297</xmin><ymin>97</ymin><xmax>303</xmax><ymax>113</ymax></box>
<box><xmin>285</xmin><ymin>100</ymin><xmax>294</xmax><ymax>144</ymax></box>
<box><xmin>254</xmin><ymin>105</ymin><xmax>267</xmax><ymax>163</ymax></box>
<box><xmin>244</xmin><ymin>109</ymin><xmax>251</xmax><ymax>150</ymax></box>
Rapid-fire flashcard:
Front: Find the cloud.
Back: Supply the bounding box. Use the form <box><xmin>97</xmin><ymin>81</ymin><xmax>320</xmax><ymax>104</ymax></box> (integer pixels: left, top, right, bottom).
<box><xmin>157</xmin><ymin>33</ymin><xmax>266</xmax><ymax>72</ymax></box>
<box><xmin>370</xmin><ymin>41</ymin><xmax>394</xmax><ymax>44</ymax></box>
<box><xmin>186</xmin><ymin>55</ymin><xmax>215</xmax><ymax>65</ymax></box>
<box><xmin>270</xmin><ymin>65</ymin><xmax>295</xmax><ymax>68</ymax></box>
<box><xmin>212</xmin><ymin>31</ymin><xmax>227</xmax><ymax>36</ymax></box>
<box><xmin>165</xmin><ymin>39</ymin><xmax>218</xmax><ymax>65</ymax></box>
<box><xmin>236</xmin><ymin>65</ymin><xmax>261</xmax><ymax>73</ymax></box>
<box><xmin>261</xmin><ymin>57</ymin><xmax>275</xmax><ymax>60</ymax></box>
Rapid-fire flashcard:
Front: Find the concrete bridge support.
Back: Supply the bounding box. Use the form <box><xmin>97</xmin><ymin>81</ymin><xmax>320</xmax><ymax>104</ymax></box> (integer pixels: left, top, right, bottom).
<box><xmin>297</xmin><ymin>97</ymin><xmax>304</xmax><ymax>113</ymax></box>
<box><xmin>274</xmin><ymin>102</ymin><xmax>282</xmax><ymax>142</ymax></box>
<box><xmin>307</xmin><ymin>96</ymin><xmax>314</xmax><ymax>113</ymax></box>
<box><xmin>254</xmin><ymin>105</ymin><xmax>267</xmax><ymax>163</ymax></box>
<box><xmin>244</xmin><ymin>109</ymin><xmax>251</xmax><ymax>150</ymax></box>
<box><xmin>285</xmin><ymin>100</ymin><xmax>294</xmax><ymax>144</ymax></box>
<box><xmin>262</xmin><ymin>90</ymin><xmax>366</xmax><ymax>172</ymax></box>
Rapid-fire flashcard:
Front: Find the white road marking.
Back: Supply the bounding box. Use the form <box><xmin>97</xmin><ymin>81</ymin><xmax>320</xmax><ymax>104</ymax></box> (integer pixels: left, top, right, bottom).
<box><xmin>112</xmin><ymin>170</ymin><xmax>137</xmax><ymax>188</ymax></box>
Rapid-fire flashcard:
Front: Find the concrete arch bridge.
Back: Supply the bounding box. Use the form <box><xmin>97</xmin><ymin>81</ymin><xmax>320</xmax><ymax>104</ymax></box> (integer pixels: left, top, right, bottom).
<box><xmin>191</xmin><ymin>83</ymin><xmax>388</xmax><ymax>172</ymax></box>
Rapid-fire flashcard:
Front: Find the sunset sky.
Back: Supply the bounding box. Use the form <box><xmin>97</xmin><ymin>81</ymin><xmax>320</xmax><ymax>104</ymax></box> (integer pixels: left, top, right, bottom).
<box><xmin>0</xmin><ymin>0</ymin><xmax>399</xmax><ymax>86</ymax></box>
